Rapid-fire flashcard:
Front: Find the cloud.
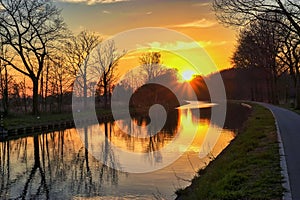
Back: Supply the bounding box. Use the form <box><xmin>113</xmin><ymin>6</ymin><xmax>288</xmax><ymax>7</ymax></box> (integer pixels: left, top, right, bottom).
<box><xmin>102</xmin><ymin>10</ymin><xmax>111</xmax><ymax>14</ymax></box>
<box><xmin>198</xmin><ymin>41</ymin><xmax>230</xmax><ymax>48</ymax></box>
<box><xmin>141</xmin><ymin>40</ymin><xmax>229</xmax><ymax>51</ymax></box>
<box><xmin>192</xmin><ymin>2</ymin><xmax>211</xmax><ymax>7</ymax></box>
<box><xmin>56</xmin><ymin>0</ymin><xmax>129</xmax><ymax>5</ymax></box>
<box><xmin>146</xmin><ymin>11</ymin><xmax>152</xmax><ymax>15</ymax></box>
<box><xmin>147</xmin><ymin>41</ymin><xmax>200</xmax><ymax>51</ymax></box>
<box><xmin>172</xmin><ymin>19</ymin><xmax>217</xmax><ymax>28</ymax></box>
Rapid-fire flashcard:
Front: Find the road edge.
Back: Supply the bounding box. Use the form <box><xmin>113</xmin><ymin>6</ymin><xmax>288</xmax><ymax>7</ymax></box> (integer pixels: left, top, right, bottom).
<box><xmin>259</xmin><ymin>103</ymin><xmax>292</xmax><ymax>200</ymax></box>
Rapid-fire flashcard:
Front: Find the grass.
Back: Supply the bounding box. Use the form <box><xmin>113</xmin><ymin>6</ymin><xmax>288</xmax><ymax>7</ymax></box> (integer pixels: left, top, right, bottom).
<box><xmin>3</xmin><ymin>112</ymin><xmax>73</xmax><ymax>129</ymax></box>
<box><xmin>176</xmin><ymin>104</ymin><xmax>284</xmax><ymax>200</ymax></box>
<box><xmin>2</xmin><ymin>108</ymin><xmax>113</xmax><ymax>129</ymax></box>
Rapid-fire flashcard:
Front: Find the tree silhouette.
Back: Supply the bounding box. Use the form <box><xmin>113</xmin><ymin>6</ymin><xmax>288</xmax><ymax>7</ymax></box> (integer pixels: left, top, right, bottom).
<box><xmin>0</xmin><ymin>0</ymin><xmax>66</xmax><ymax>115</ymax></box>
<box><xmin>91</xmin><ymin>40</ymin><xmax>124</xmax><ymax>109</ymax></box>
<box><xmin>18</xmin><ymin>136</ymin><xmax>49</xmax><ymax>199</ymax></box>
<box><xmin>0</xmin><ymin>39</ymin><xmax>11</xmax><ymax>115</ymax></box>
<box><xmin>139</xmin><ymin>52</ymin><xmax>167</xmax><ymax>82</ymax></box>
<box><xmin>276</xmin><ymin>26</ymin><xmax>300</xmax><ymax>107</ymax></box>
<box><xmin>213</xmin><ymin>0</ymin><xmax>300</xmax><ymax>37</ymax></box>
<box><xmin>65</xmin><ymin>30</ymin><xmax>100</xmax><ymax>110</ymax></box>
<box><xmin>231</xmin><ymin>16</ymin><xmax>283</xmax><ymax>103</ymax></box>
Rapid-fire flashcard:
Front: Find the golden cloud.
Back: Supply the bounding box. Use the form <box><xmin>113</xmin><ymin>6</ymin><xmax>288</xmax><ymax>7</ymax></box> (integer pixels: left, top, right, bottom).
<box><xmin>172</xmin><ymin>19</ymin><xmax>217</xmax><ymax>28</ymax></box>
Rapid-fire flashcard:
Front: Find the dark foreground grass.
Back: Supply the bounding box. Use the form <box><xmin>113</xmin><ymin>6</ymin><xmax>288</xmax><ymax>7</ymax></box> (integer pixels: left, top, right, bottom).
<box><xmin>176</xmin><ymin>104</ymin><xmax>284</xmax><ymax>200</ymax></box>
<box><xmin>3</xmin><ymin>109</ymin><xmax>112</xmax><ymax>129</ymax></box>
<box><xmin>3</xmin><ymin>112</ymin><xmax>73</xmax><ymax>129</ymax></box>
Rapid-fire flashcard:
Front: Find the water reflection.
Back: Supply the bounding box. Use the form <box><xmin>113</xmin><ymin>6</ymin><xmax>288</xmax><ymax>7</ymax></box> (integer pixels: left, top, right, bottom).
<box><xmin>0</xmin><ymin>130</ymin><xmax>122</xmax><ymax>199</ymax></box>
<box><xmin>109</xmin><ymin>110</ymin><xmax>179</xmax><ymax>153</ymax></box>
<box><xmin>0</xmin><ymin>105</ymin><xmax>243</xmax><ymax>199</ymax></box>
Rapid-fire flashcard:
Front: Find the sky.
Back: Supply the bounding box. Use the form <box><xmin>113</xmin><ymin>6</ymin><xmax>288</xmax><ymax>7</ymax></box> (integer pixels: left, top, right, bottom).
<box><xmin>54</xmin><ymin>0</ymin><xmax>237</xmax><ymax>77</ymax></box>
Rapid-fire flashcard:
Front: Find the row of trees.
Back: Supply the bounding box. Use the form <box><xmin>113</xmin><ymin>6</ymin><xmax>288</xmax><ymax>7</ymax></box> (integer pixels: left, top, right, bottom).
<box><xmin>0</xmin><ymin>0</ymin><xmax>186</xmax><ymax>116</ymax></box>
<box><xmin>213</xmin><ymin>0</ymin><xmax>300</xmax><ymax>107</ymax></box>
<box><xmin>0</xmin><ymin>0</ymin><xmax>66</xmax><ymax>115</ymax></box>
<box><xmin>0</xmin><ymin>0</ymin><xmax>124</xmax><ymax>115</ymax></box>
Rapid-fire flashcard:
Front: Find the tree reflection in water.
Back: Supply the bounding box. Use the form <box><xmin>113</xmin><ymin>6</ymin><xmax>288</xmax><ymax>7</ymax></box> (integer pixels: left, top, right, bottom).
<box><xmin>20</xmin><ymin>135</ymin><xmax>49</xmax><ymax>199</ymax></box>
<box><xmin>0</xmin><ymin>124</ymin><xmax>122</xmax><ymax>199</ymax></box>
<box><xmin>109</xmin><ymin>110</ymin><xmax>179</xmax><ymax>165</ymax></box>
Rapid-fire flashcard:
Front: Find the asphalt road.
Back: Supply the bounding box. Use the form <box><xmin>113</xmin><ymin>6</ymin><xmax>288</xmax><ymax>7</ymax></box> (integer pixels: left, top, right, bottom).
<box><xmin>260</xmin><ymin>103</ymin><xmax>300</xmax><ymax>200</ymax></box>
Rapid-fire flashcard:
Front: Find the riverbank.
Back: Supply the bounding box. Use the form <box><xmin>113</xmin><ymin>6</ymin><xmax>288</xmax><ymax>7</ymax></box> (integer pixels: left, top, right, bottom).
<box><xmin>1</xmin><ymin>107</ymin><xmax>166</xmax><ymax>141</ymax></box>
<box><xmin>176</xmin><ymin>104</ymin><xmax>284</xmax><ymax>199</ymax></box>
<box><xmin>3</xmin><ymin>109</ymin><xmax>114</xmax><ymax>128</ymax></box>
<box><xmin>1</xmin><ymin>109</ymin><xmax>113</xmax><ymax>140</ymax></box>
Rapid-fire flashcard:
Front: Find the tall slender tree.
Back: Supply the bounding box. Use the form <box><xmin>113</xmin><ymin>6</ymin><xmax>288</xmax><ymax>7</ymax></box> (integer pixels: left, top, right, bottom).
<box><xmin>65</xmin><ymin>30</ymin><xmax>101</xmax><ymax>109</ymax></box>
<box><xmin>0</xmin><ymin>38</ymin><xmax>10</xmax><ymax>115</ymax></box>
<box><xmin>91</xmin><ymin>40</ymin><xmax>124</xmax><ymax>109</ymax></box>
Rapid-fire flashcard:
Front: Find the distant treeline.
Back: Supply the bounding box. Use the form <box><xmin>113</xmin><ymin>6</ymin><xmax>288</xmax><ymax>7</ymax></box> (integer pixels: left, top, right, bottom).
<box><xmin>212</xmin><ymin>68</ymin><xmax>292</xmax><ymax>104</ymax></box>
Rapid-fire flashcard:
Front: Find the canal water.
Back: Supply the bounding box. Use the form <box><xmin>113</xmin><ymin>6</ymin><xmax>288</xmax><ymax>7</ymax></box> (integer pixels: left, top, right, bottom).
<box><xmin>0</xmin><ymin>103</ymin><xmax>250</xmax><ymax>199</ymax></box>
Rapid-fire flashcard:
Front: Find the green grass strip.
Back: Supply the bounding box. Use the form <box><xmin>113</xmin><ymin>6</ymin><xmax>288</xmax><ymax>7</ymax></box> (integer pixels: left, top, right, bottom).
<box><xmin>3</xmin><ymin>109</ymin><xmax>112</xmax><ymax>129</ymax></box>
<box><xmin>176</xmin><ymin>104</ymin><xmax>284</xmax><ymax>200</ymax></box>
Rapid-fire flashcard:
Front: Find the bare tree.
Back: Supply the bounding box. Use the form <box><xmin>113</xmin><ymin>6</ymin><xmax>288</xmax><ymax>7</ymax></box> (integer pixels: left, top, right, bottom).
<box><xmin>139</xmin><ymin>52</ymin><xmax>166</xmax><ymax>82</ymax></box>
<box><xmin>277</xmin><ymin>26</ymin><xmax>300</xmax><ymax>107</ymax></box>
<box><xmin>49</xmin><ymin>54</ymin><xmax>74</xmax><ymax>112</ymax></box>
<box><xmin>64</xmin><ymin>30</ymin><xmax>101</xmax><ymax>109</ymax></box>
<box><xmin>232</xmin><ymin>17</ymin><xmax>283</xmax><ymax>103</ymax></box>
<box><xmin>91</xmin><ymin>40</ymin><xmax>124</xmax><ymax>109</ymax></box>
<box><xmin>213</xmin><ymin>0</ymin><xmax>300</xmax><ymax>37</ymax></box>
<box><xmin>37</xmin><ymin>53</ymin><xmax>74</xmax><ymax>113</ymax></box>
<box><xmin>0</xmin><ymin>0</ymin><xmax>66</xmax><ymax>115</ymax></box>
<box><xmin>19</xmin><ymin>77</ymin><xmax>28</xmax><ymax>113</ymax></box>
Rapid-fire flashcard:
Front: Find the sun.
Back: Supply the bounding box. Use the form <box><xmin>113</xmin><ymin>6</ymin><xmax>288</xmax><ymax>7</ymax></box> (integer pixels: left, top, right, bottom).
<box><xmin>181</xmin><ymin>70</ymin><xmax>196</xmax><ymax>82</ymax></box>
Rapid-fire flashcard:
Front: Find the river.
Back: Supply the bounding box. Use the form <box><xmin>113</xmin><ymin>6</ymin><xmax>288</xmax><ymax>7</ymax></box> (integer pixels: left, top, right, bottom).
<box><xmin>0</xmin><ymin>103</ymin><xmax>250</xmax><ymax>199</ymax></box>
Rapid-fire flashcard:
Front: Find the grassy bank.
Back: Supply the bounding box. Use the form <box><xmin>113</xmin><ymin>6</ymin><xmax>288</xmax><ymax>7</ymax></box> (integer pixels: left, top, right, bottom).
<box><xmin>3</xmin><ymin>112</ymin><xmax>73</xmax><ymax>129</ymax></box>
<box><xmin>176</xmin><ymin>104</ymin><xmax>284</xmax><ymax>199</ymax></box>
<box><xmin>3</xmin><ymin>109</ymin><xmax>112</xmax><ymax>129</ymax></box>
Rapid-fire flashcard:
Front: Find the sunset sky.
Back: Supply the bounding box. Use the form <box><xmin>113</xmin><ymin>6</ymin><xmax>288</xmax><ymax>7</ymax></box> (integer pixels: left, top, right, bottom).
<box><xmin>54</xmin><ymin>0</ymin><xmax>237</xmax><ymax>76</ymax></box>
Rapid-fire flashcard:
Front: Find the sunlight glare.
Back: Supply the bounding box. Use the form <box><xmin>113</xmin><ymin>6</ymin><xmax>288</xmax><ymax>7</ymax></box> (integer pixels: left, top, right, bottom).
<box><xmin>182</xmin><ymin>70</ymin><xmax>196</xmax><ymax>81</ymax></box>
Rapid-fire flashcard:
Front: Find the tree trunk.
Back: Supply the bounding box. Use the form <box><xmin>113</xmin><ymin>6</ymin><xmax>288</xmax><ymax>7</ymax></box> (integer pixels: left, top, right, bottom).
<box><xmin>104</xmin><ymin>83</ymin><xmax>110</xmax><ymax>109</ymax></box>
<box><xmin>3</xmin><ymin>66</ymin><xmax>9</xmax><ymax>115</ymax></box>
<box><xmin>103</xmin><ymin>74</ymin><xmax>108</xmax><ymax>109</ymax></box>
<box><xmin>250</xmin><ymin>85</ymin><xmax>254</xmax><ymax>101</ymax></box>
<box><xmin>44</xmin><ymin>66</ymin><xmax>49</xmax><ymax>112</ymax></box>
<box><xmin>273</xmin><ymin>77</ymin><xmax>279</xmax><ymax>104</ymax></box>
<box><xmin>83</xmin><ymin>63</ymin><xmax>88</xmax><ymax>110</ymax></box>
<box><xmin>58</xmin><ymin>79</ymin><xmax>63</xmax><ymax>113</ymax></box>
<box><xmin>32</xmin><ymin>77</ymin><xmax>39</xmax><ymax>115</ymax></box>
<box><xmin>23</xmin><ymin>77</ymin><xmax>27</xmax><ymax>113</ymax></box>
<box><xmin>40</xmin><ymin>74</ymin><xmax>44</xmax><ymax>112</ymax></box>
<box><xmin>266</xmin><ymin>78</ymin><xmax>271</xmax><ymax>103</ymax></box>
<box><xmin>295</xmin><ymin>75</ymin><xmax>300</xmax><ymax>109</ymax></box>
<box><xmin>104</xmin><ymin>85</ymin><xmax>108</xmax><ymax>109</ymax></box>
